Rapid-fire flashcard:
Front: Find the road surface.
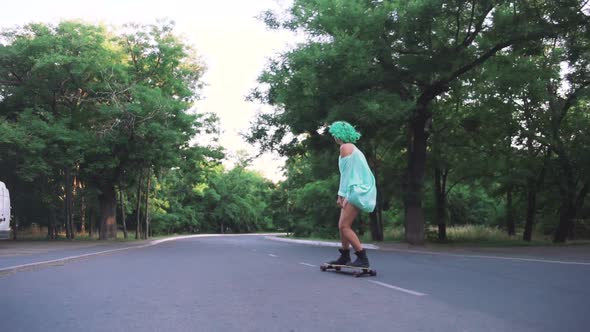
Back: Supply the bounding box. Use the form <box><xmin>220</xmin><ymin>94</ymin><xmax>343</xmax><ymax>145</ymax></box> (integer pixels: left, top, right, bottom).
<box><xmin>1</xmin><ymin>235</ymin><xmax>588</xmax><ymax>331</ymax></box>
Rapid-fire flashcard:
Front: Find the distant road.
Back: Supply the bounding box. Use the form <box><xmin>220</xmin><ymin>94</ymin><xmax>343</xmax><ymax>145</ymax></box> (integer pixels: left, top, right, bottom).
<box><xmin>1</xmin><ymin>235</ymin><xmax>589</xmax><ymax>331</ymax></box>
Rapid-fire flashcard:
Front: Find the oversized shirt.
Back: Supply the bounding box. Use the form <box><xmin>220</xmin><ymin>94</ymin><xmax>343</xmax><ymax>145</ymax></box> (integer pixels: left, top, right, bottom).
<box><xmin>337</xmin><ymin>146</ymin><xmax>377</xmax><ymax>213</ymax></box>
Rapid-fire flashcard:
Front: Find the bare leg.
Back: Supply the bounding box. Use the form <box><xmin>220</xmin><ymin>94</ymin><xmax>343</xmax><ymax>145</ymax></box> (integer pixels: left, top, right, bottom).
<box><xmin>339</xmin><ymin>234</ymin><xmax>351</xmax><ymax>250</ymax></box>
<box><xmin>338</xmin><ymin>203</ymin><xmax>362</xmax><ymax>252</ymax></box>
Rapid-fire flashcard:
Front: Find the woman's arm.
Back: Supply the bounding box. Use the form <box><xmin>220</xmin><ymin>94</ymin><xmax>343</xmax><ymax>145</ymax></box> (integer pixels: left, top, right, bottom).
<box><xmin>339</xmin><ymin>143</ymin><xmax>354</xmax><ymax>158</ymax></box>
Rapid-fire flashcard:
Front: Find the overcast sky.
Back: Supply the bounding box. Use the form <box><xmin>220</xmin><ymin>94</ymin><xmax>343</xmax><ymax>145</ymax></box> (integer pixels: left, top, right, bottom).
<box><xmin>0</xmin><ymin>0</ymin><xmax>294</xmax><ymax>182</ymax></box>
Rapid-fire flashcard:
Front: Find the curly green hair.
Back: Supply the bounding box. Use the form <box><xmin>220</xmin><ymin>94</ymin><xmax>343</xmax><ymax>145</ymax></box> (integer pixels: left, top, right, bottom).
<box><xmin>328</xmin><ymin>121</ymin><xmax>361</xmax><ymax>143</ymax></box>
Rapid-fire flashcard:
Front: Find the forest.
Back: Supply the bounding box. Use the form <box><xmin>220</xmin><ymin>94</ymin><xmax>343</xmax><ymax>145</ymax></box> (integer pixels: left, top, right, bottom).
<box><xmin>1</xmin><ymin>0</ymin><xmax>589</xmax><ymax>245</ymax></box>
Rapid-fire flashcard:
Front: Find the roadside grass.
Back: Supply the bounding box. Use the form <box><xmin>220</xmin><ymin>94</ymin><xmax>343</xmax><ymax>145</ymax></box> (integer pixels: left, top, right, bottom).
<box><xmin>11</xmin><ymin>225</ymin><xmax>590</xmax><ymax>247</ymax></box>
<box><xmin>397</xmin><ymin>225</ymin><xmax>554</xmax><ymax>247</ymax></box>
<box><xmin>11</xmin><ymin>230</ymin><xmax>145</xmax><ymax>242</ymax></box>
<box><xmin>284</xmin><ymin>225</ymin><xmax>590</xmax><ymax>247</ymax></box>
<box><xmin>7</xmin><ymin>231</ymin><xmax>279</xmax><ymax>242</ymax></box>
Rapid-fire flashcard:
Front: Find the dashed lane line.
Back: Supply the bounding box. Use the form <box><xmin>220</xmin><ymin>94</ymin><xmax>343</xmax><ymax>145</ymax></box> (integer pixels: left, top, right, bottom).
<box><xmin>299</xmin><ymin>262</ymin><xmax>317</xmax><ymax>267</ymax></box>
<box><xmin>366</xmin><ymin>280</ymin><xmax>427</xmax><ymax>296</ymax></box>
<box><xmin>297</xmin><ymin>261</ymin><xmax>427</xmax><ymax>297</ymax></box>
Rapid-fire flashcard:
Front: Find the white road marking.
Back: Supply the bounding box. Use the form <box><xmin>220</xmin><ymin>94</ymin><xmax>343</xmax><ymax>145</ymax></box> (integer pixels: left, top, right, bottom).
<box><xmin>382</xmin><ymin>248</ymin><xmax>590</xmax><ymax>266</ymax></box>
<box><xmin>265</xmin><ymin>236</ymin><xmax>379</xmax><ymax>249</ymax></box>
<box><xmin>0</xmin><ymin>234</ymin><xmax>286</xmax><ymax>274</ymax></box>
<box><xmin>265</xmin><ymin>236</ymin><xmax>590</xmax><ymax>266</ymax></box>
<box><xmin>0</xmin><ymin>245</ymin><xmax>150</xmax><ymax>274</ymax></box>
<box><xmin>299</xmin><ymin>262</ymin><xmax>317</xmax><ymax>267</ymax></box>
<box><xmin>367</xmin><ymin>280</ymin><xmax>427</xmax><ymax>297</ymax></box>
<box><xmin>268</xmin><ymin>254</ymin><xmax>278</xmax><ymax>258</ymax></box>
<box><xmin>455</xmin><ymin>254</ymin><xmax>590</xmax><ymax>266</ymax></box>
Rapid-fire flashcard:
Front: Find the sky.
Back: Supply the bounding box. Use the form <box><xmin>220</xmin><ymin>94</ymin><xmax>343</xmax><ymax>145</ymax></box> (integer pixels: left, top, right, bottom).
<box><xmin>0</xmin><ymin>0</ymin><xmax>294</xmax><ymax>182</ymax></box>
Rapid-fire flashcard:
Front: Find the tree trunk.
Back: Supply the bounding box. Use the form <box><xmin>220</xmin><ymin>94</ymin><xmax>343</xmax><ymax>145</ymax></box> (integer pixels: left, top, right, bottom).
<box><xmin>554</xmin><ymin>196</ymin><xmax>575</xmax><ymax>243</ymax></box>
<box><xmin>369</xmin><ymin>169</ymin><xmax>384</xmax><ymax>241</ymax></box>
<box><xmin>357</xmin><ymin>216</ymin><xmax>365</xmax><ymax>236</ymax></box>
<box><xmin>506</xmin><ymin>188</ymin><xmax>515</xmax><ymax>236</ymax></box>
<box><xmin>570</xmin><ymin>181</ymin><xmax>590</xmax><ymax>239</ymax></box>
<box><xmin>99</xmin><ymin>183</ymin><xmax>117</xmax><ymax>240</ymax></box>
<box><xmin>523</xmin><ymin>147</ymin><xmax>550</xmax><ymax>241</ymax></box>
<box><xmin>80</xmin><ymin>188</ymin><xmax>86</xmax><ymax>235</ymax></box>
<box><xmin>135</xmin><ymin>171</ymin><xmax>143</xmax><ymax>240</ymax></box>
<box><xmin>64</xmin><ymin>168</ymin><xmax>73</xmax><ymax>239</ymax></box>
<box><xmin>553</xmin><ymin>176</ymin><xmax>575</xmax><ymax>243</ymax></box>
<box><xmin>119</xmin><ymin>186</ymin><xmax>128</xmax><ymax>239</ymax></box>
<box><xmin>47</xmin><ymin>215</ymin><xmax>53</xmax><ymax>239</ymax></box>
<box><xmin>143</xmin><ymin>170</ymin><xmax>151</xmax><ymax>240</ymax></box>
<box><xmin>553</xmin><ymin>152</ymin><xmax>576</xmax><ymax>243</ymax></box>
<box><xmin>369</xmin><ymin>211</ymin><xmax>384</xmax><ymax>241</ymax></box>
<box><xmin>11</xmin><ymin>216</ymin><xmax>18</xmax><ymax>240</ymax></box>
<box><xmin>403</xmin><ymin>110</ymin><xmax>429</xmax><ymax>245</ymax></box>
<box><xmin>48</xmin><ymin>209</ymin><xmax>57</xmax><ymax>239</ymax></box>
<box><xmin>523</xmin><ymin>186</ymin><xmax>537</xmax><ymax>241</ymax></box>
<box><xmin>434</xmin><ymin>167</ymin><xmax>448</xmax><ymax>241</ymax></box>
<box><xmin>369</xmin><ymin>167</ymin><xmax>384</xmax><ymax>242</ymax></box>
<box><xmin>72</xmin><ymin>175</ymin><xmax>78</xmax><ymax>238</ymax></box>
<box><xmin>89</xmin><ymin>207</ymin><xmax>94</xmax><ymax>239</ymax></box>
<box><xmin>574</xmin><ymin>181</ymin><xmax>590</xmax><ymax>216</ymax></box>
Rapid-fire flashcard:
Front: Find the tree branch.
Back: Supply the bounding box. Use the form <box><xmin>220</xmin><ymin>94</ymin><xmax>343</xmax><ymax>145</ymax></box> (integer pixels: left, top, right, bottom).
<box><xmin>0</xmin><ymin>79</ymin><xmax>20</xmax><ymax>85</ymax></box>
<box><xmin>562</xmin><ymin>80</ymin><xmax>590</xmax><ymax>115</ymax></box>
<box><xmin>460</xmin><ymin>0</ymin><xmax>480</xmax><ymax>47</ymax></box>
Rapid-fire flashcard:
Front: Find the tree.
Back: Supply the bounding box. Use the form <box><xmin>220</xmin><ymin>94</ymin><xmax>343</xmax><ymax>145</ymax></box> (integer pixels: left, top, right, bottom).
<box><xmin>0</xmin><ymin>20</ymin><xmax>208</xmax><ymax>240</ymax></box>
<box><xmin>0</xmin><ymin>22</ymin><xmax>115</xmax><ymax>238</ymax></box>
<box><xmin>250</xmin><ymin>0</ymin><xmax>588</xmax><ymax>244</ymax></box>
<box><xmin>201</xmin><ymin>165</ymin><xmax>274</xmax><ymax>233</ymax></box>
<box><xmin>80</xmin><ymin>21</ymin><xmax>205</xmax><ymax>239</ymax></box>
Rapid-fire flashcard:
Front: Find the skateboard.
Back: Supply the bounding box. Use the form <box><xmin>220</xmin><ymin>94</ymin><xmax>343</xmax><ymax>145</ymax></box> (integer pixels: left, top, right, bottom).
<box><xmin>320</xmin><ymin>263</ymin><xmax>377</xmax><ymax>277</ymax></box>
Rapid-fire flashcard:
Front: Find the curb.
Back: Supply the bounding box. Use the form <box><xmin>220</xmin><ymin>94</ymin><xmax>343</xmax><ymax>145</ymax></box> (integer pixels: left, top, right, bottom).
<box><xmin>0</xmin><ymin>233</ymin><xmax>287</xmax><ymax>275</ymax></box>
<box><xmin>264</xmin><ymin>237</ymin><xmax>590</xmax><ymax>265</ymax></box>
<box><xmin>265</xmin><ymin>236</ymin><xmax>380</xmax><ymax>250</ymax></box>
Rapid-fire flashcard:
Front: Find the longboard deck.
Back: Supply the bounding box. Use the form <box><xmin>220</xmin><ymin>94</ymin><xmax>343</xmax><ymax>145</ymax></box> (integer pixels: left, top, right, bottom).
<box><xmin>320</xmin><ymin>263</ymin><xmax>377</xmax><ymax>277</ymax></box>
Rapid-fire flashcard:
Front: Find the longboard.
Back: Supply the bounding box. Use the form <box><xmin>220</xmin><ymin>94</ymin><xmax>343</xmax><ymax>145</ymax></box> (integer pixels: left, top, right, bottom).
<box><xmin>320</xmin><ymin>263</ymin><xmax>377</xmax><ymax>277</ymax></box>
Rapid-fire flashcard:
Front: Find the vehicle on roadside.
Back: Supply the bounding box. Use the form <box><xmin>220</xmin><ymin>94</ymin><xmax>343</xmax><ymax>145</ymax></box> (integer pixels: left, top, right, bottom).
<box><xmin>0</xmin><ymin>181</ymin><xmax>10</xmax><ymax>239</ymax></box>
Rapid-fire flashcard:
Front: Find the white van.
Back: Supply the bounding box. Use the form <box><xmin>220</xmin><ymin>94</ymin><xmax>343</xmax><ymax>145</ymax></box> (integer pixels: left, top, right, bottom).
<box><xmin>0</xmin><ymin>181</ymin><xmax>10</xmax><ymax>239</ymax></box>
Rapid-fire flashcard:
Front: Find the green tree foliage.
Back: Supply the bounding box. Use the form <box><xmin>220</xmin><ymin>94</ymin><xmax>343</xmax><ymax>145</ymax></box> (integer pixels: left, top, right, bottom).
<box><xmin>0</xmin><ymin>22</ymin><xmax>112</xmax><ymax>238</ymax></box>
<box><xmin>1</xmin><ymin>20</ymin><xmax>269</xmax><ymax>239</ymax></box>
<box><xmin>203</xmin><ymin>166</ymin><xmax>274</xmax><ymax>233</ymax></box>
<box><xmin>250</xmin><ymin>0</ymin><xmax>589</xmax><ymax>244</ymax></box>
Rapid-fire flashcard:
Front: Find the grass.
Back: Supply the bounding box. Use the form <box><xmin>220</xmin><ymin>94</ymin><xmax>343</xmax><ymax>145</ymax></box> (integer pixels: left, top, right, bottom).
<box><xmin>11</xmin><ymin>229</ymin><xmax>147</xmax><ymax>242</ymax></box>
<box><xmin>427</xmin><ymin>225</ymin><xmax>554</xmax><ymax>246</ymax></box>
<box><xmin>12</xmin><ymin>225</ymin><xmax>590</xmax><ymax>247</ymax></box>
<box><xmin>378</xmin><ymin>225</ymin><xmax>562</xmax><ymax>247</ymax></box>
<box><xmin>285</xmin><ymin>225</ymin><xmax>590</xmax><ymax>247</ymax></box>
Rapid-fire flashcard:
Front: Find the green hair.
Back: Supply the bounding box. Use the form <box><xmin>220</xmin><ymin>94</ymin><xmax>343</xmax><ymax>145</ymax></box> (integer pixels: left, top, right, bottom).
<box><xmin>328</xmin><ymin>121</ymin><xmax>361</xmax><ymax>143</ymax></box>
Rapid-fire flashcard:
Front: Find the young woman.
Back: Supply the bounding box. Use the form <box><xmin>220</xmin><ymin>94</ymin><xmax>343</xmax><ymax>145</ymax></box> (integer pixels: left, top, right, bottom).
<box><xmin>327</xmin><ymin>121</ymin><xmax>377</xmax><ymax>268</ymax></box>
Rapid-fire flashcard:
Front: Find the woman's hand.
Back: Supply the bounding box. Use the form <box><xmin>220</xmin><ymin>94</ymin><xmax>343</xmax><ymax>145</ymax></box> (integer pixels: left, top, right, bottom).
<box><xmin>340</xmin><ymin>198</ymin><xmax>348</xmax><ymax>208</ymax></box>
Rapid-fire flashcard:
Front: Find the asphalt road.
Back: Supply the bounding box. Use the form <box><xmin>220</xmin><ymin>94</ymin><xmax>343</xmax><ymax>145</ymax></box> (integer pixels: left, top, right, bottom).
<box><xmin>1</xmin><ymin>235</ymin><xmax>589</xmax><ymax>331</ymax></box>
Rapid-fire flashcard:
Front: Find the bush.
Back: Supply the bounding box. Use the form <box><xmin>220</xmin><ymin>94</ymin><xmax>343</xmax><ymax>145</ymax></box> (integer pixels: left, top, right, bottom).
<box><xmin>447</xmin><ymin>186</ymin><xmax>502</xmax><ymax>226</ymax></box>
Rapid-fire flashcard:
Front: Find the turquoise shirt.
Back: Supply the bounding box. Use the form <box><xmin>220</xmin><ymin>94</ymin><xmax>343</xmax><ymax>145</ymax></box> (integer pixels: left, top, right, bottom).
<box><xmin>338</xmin><ymin>146</ymin><xmax>377</xmax><ymax>213</ymax></box>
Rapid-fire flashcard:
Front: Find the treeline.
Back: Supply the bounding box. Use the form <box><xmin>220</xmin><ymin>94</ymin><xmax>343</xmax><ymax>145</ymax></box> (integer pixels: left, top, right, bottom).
<box><xmin>248</xmin><ymin>0</ymin><xmax>590</xmax><ymax>244</ymax></box>
<box><xmin>0</xmin><ymin>21</ymin><xmax>275</xmax><ymax>239</ymax></box>
<box><xmin>2</xmin><ymin>1</ymin><xmax>590</xmax><ymax>246</ymax></box>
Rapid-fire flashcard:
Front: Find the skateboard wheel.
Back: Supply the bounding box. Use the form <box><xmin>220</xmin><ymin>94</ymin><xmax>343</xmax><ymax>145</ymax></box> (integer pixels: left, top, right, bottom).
<box><xmin>320</xmin><ymin>265</ymin><xmax>326</xmax><ymax>272</ymax></box>
<box><xmin>370</xmin><ymin>271</ymin><xmax>377</xmax><ymax>277</ymax></box>
<box><xmin>335</xmin><ymin>266</ymin><xmax>341</xmax><ymax>271</ymax></box>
